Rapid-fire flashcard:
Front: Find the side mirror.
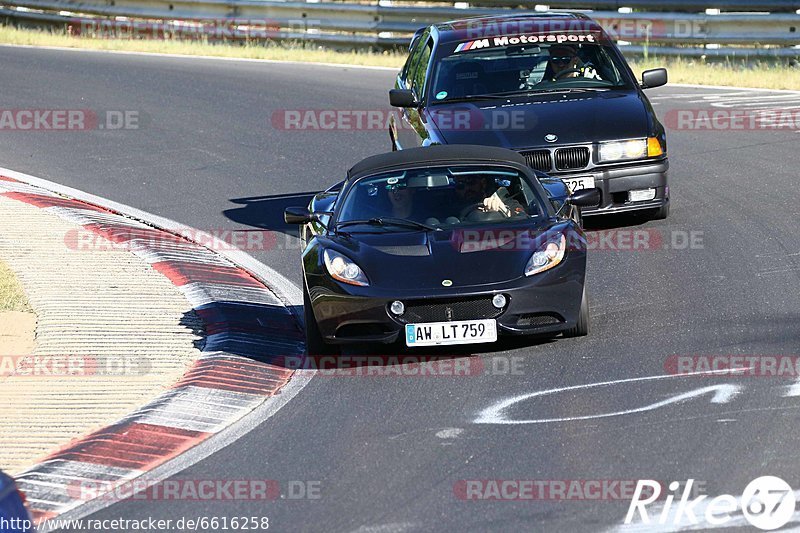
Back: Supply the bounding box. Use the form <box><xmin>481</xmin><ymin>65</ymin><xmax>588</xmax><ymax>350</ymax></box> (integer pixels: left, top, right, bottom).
<box><xmin>567</xmin><ymin>188</ymin><xmax>601</xmax><ymax>208</ymax></box>
<box><xmin>284</xmin><ymin>206</ymin><xmax>313</xmax><ymax>225</ymax></box>
<box><xmin>641</xmin><ymin>68</ymin><xmax>667</xmax><ymax>89</ymax></box>
<box><xmin>389</xmin><ymin>89</ymin><xmax>417</xmax><ymax>108</ymax></box>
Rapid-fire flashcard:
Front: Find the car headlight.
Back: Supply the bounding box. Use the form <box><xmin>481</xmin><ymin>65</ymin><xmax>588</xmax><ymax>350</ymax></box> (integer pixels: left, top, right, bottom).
<box><xmin>598</xmin><ymin>137</ymin><xmax>663</xmax><ymax>163</ymax></box>
<box><xmin>525</xmin><ymin>234</ymin><xmax>566</xmax><ymax>276</ymax></box>
<box><xmin>323</xmin><ymin>249</ymin><xmax>369</xmax><ymax>286</ymax></box>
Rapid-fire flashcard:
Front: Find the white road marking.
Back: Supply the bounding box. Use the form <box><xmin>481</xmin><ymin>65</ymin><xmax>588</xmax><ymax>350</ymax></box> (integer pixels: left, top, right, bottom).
<box><xmin>657</xmin><ymin>89</ymin><xmax>800</xmax><ymax>132</ymax></box>
<box><xmin>474</xmin><ymin>370</ymin><xmax>743</xmax><ymax>425</ymax></box>
<box><xmin>708</xmin><ymin>95</ymin><xmax>800</xmax><ymax>108</ymax></box>
<box><xmin>650</xmin><ymin>92</ymin><xmax>755</xmax><ymax>101</ymax></box>
<box><xmin>435</xmin><ymin>428</ymin><xmax>463</xmax><ymax>439</ymax></box>
<box><xmin>717</xmin><ymin>100</ymin><xmax>800</xmax><ymax>109</ymax></box>
<box><xmin>784</xmin><ymin>374</ymin><xmax>800</xmax><ymax>397</ymax></box>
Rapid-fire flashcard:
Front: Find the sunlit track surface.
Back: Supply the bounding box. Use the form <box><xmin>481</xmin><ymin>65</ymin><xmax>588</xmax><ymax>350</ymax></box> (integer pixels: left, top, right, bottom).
<box><xmin>650</xmin><ymin>88</ymin><xmax>800</xmax><ymax>133</ymax></box>
<box><xmin>1</xmin><ymin>46</ymin><xmax>800</xmax><ymax>532</ymax></box>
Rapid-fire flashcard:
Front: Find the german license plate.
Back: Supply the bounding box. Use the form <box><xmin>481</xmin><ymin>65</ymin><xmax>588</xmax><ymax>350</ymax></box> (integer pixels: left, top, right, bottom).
<box><xmin>562</xmin><ymin>176</ymin><xmax>595</xmax><ymax>193</ymax></box>
<box><xmin>405</xmin><ymin>319</ymin><xmax>497</xmax><ymax>347</ymax></box>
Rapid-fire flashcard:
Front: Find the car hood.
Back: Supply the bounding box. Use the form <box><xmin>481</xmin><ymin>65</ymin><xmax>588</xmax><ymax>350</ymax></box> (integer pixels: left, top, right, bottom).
<box><xmin>427</xmin><ymin>90</ymin><xmax>651</xmax><ymax>148</ymax></box>
<box><xmin>329</xmin><ymin>220</ymin><xmax>556</xmax><ymax>291</ymax></box>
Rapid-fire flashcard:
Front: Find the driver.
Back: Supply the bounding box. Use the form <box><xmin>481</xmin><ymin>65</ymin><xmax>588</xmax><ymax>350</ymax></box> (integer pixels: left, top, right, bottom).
<box><xmin>453</xmin><ymin>176</ymin><xmax>525</xmax><ymax>219</ymax></box>
<box><xmin>545</xmin><ymin>45</ymin><xmax>600</xmax><ymax>81</ymax></box>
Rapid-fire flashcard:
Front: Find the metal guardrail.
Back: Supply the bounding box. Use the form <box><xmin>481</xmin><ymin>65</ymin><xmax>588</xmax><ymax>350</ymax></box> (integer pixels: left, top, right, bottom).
<box><xmin>381</xmin><ymin>1</ymin><xmax>800</xmax><ymax>11</ymax></box>
<box><xmin>2</xmin><ymin>0</ymin><xmax>799</xmax><ymax>56</ymax></box>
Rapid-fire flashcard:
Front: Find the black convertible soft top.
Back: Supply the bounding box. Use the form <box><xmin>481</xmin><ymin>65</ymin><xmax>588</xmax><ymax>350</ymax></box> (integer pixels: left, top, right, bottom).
<box><xmin>348</xmin><ymin>145</ymin><xmax>528</xmax><ymax>179</ymax></box>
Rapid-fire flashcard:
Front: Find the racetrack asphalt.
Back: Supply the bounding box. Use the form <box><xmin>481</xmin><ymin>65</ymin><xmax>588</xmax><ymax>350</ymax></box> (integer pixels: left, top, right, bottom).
<box><xmin>1</xmin><ymin>46</ymin><xmax>800</xmax><ymax>532</ymax></box>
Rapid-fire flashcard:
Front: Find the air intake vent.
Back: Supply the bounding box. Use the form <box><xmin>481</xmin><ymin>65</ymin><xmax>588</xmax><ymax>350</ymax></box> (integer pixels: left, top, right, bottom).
<box><xmin>520</xmin><ymin>150</ymin><xmax>552</xmax><ymax>172</ymax></box>
<box><xmin>516</xmin><ymin>313</ymin><xmax>563</xmax><ymax>327</ymax></box>
<box><xmin>555</xmin><ymin>147</ymin><xmax>590</xmax><ymax>170</ymax></box>
<box><xmin>398</xmin><ymin>297</ymin><xmax>503</xmax><ymax>324</ymax></box>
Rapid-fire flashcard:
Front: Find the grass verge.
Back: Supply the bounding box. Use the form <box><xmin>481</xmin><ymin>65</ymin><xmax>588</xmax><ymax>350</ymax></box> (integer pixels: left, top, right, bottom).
<box><xmin>0</xmin><ymin>25</ymin><xmax>405</xmax><ymax>67</ymax></box>
<box><xmin>1</xmin><ymin>25</ymin><xmax>799</xmax><ymax>89</ymax></box>
<box><xmin>0</xmin><ymin>260</ymin><xmax>32</xmax><ymax>312</ymax></box>
<box><xmin>632</xmin><ymin>56</ymin><xmax>800</xmax><ymax>91</ymax></box>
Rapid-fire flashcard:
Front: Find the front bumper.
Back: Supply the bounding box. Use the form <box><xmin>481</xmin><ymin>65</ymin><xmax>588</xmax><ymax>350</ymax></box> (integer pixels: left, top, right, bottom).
<box><xmin>556</xmin><ymin>158</ymin><xmax>669</xmax><ymax>216</ymax></box>
<box><xmin>307</xmin><ymin>265</ymin><xmax>585</xmax><ymax>346</ymax></box>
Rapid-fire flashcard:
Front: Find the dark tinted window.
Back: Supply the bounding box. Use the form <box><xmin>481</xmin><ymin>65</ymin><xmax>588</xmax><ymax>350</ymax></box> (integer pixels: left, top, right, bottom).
<box><xmin>338</xmin><ymin>165</ymin><xmax>542</xmax><ymax>230</ymax></box>
<box><xmin>430</xmin><ymin>38</ymin><xmax>631</xmax><ymax>103</ymax></box>
<box><xmin>402</xmin><ymin>31</ymin><xmax>429</xmax><ymax>89</ymax></box>
<box><xmin>410</xmin><ymin>39</ymin><xmax>433</xmax><ymax>99</ymax></box>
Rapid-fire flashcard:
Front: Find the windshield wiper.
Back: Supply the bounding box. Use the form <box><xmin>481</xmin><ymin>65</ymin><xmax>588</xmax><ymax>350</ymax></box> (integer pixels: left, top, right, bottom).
<box><xmin>527</xmin><ymin>87</ymin><xmax>609</xmax><ymax>93</ymax></box>
<box><xmin>336</xmin><ymin>217</ymin><xmax>437</xmax><ymax>232</ymax></box>
<box><xmin>436</xmin><ymin>94</ymin><xmax>518</xmax><ymax>104</ymax></box>
<box><xmin>502</xmin><ymin>87</ymin><xmax>611</xmax><ymax>96</ymax></box>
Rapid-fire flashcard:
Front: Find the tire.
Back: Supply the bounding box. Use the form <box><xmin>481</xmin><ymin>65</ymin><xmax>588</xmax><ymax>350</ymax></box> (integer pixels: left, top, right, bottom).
<box><xmin>564</xmin><ymin>286</ymin><xmax>590</xmax><ymax>338</ymax></box>
<box><xmin>304</xmin><ymin>284</ymin><xmax>338</xmax><ymax>355</ymax></box>
<box><xmin>574</xmin><ymin>208</ymin><xmax>584</xmax><ymax>229</ymax></box>
<box><xmin>650</xmin><ymin>202</ymin><xmax>670</xmax><ymax>220</ymax></box>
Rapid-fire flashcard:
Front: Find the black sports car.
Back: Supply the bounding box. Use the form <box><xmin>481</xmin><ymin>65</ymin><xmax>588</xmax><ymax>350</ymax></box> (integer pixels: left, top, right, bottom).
<box><xmin>388</xmin><ymin>12</ymin><xmax>670</xmax><ymax>219</ymax></box>
<box><xmin>285</xmin><ymin>145</ymin><xmax>599</xmax><ymax>354</ymax></box>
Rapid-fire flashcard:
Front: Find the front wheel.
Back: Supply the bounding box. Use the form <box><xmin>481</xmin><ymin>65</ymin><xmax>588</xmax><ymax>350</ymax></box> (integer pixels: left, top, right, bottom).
<box><xmin>304</xmin><ymin>284</ymin><xmax>338</xmax><ymax>355</ymax></box>
<box><xmin>563</xmin><ymin>287</ymin><xmax>590</xmax><ymax>338</ymax></box>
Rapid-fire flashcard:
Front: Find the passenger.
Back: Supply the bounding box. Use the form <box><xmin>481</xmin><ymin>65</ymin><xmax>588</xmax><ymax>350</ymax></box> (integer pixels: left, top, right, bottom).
<box><xmin>387</xmin><ymin>184</ymin><xmax>416</xmax><ymax>219</ymax></box>
<box><xmin>545</xmin><ymin>45</ymin><xmax>600</xmax><ymax>81</ymax></box>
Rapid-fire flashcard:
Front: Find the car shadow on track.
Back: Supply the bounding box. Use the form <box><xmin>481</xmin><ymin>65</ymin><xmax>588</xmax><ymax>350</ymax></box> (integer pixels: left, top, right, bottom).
<box><xmin>276</xmin><ymin>334</ymin><xmax>561</xmax><ymax>374</ymax></box>
<box><xmin>223</xmin><ymin>192</ymin><xmax>318</xmax><ymax>237</ymax></box>
<box><xmin>193</xmin><ymin>296</ymin><xmax>561</xmax><ymax>370</ymax></box>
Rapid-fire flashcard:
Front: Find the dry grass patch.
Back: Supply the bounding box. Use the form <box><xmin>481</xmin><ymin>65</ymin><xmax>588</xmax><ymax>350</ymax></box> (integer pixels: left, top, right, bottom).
<box><xmin>1</xmin><ymin>26</ymin><xmax>799</xmax><ymax>89</ymax></box>
<box><xmin>0</xmin><ymin>260</ymin><xmax>31</xmax><ymax>313</ymax></box>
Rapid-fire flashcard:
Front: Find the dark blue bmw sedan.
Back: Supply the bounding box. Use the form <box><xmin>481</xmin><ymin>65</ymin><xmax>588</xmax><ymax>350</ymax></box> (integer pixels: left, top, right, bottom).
<box><xmin>389</xmin><ymin>12</ymin><xmax>670</xmax><ymax>219</ymax></box>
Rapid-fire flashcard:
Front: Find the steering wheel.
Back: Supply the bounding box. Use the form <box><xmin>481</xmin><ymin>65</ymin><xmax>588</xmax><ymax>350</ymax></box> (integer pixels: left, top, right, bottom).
<box><xmin>459</xmin><ymin>202</ymin><xmax>487</xmax><ymax>220</ymax></box>
<box><xmin>554</xmin><ymin>68</ymin><xmax>582</xmax><ymax>80</ymax></box>
<box><xmin>459</xmin><ymin>202</ymin><xmax>506</xmax><ymax>222</ymax></box>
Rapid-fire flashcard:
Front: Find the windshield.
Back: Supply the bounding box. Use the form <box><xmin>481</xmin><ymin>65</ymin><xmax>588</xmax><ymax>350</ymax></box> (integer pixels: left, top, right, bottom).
<box><xmin>337</xmin><ymin>165</ymin><xmax>542</xmax><ymax>231</ymax></box>
<box><xmin>430</xmin><ymin>36</ymin><xmax>631</xmax><ymax>103</ymax></box>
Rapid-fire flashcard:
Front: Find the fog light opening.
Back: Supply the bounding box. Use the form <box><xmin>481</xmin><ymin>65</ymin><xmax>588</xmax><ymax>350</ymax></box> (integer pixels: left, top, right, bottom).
<box><xmin>492</xmin><ymin>294</ymin><xmax>507</xmax><ymax>309</ymax></box>
<box><xmin>629</xmin><ymin>188</ymin><xmax>656</xmax><ymax>202</ymax></box>
<box><xmin>390</xmin><ymin>300</ymin><xmax>405</xmax><ymax>316</ymax></box>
